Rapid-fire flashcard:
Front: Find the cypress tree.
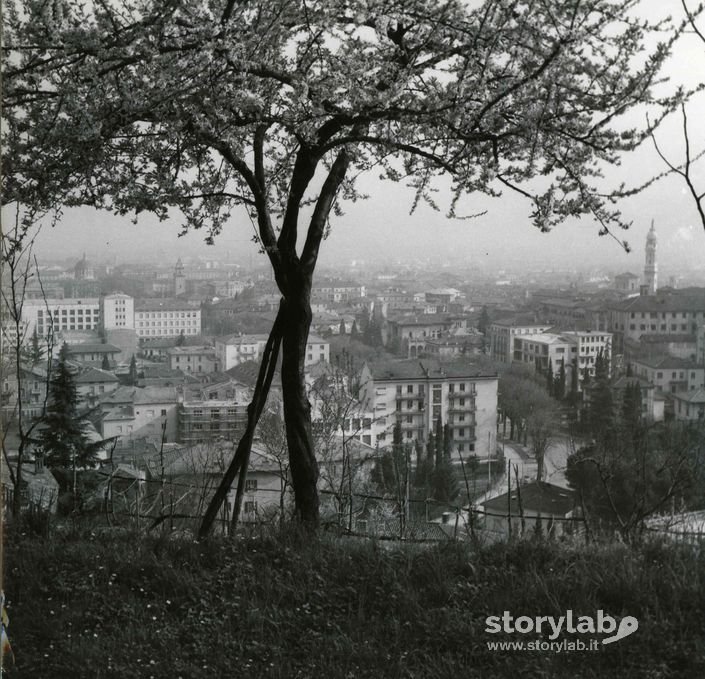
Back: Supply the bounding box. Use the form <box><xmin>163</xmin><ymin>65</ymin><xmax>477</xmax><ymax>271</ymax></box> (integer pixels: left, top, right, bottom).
<box><xmin>556</xmin><ymin>360</ymin><xmax>566</xmax><ymax>400</ymax></box>
<box><xmin>101</xmin><ymin>353</ymin><xmax>110</xmax><ymax>370</ymax></box>
<box><xmin>546</xmin><ymin>358</ymin><xmax>554</xmax><ymax>394</ymax></box>
<box><xmin>443</xmin><ymin>423</ymin><xmax>452</xmax><ymax>461</ymax></box>
<box><xmin>435</xmin><ymin>416</ymin><xmax>443</xmax><ymax>469</ymax></box>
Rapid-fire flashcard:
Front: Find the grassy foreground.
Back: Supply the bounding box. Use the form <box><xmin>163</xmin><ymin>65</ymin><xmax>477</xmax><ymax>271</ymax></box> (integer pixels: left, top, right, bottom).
<box><xmin>4</xmin><ymin>525</ymin><xmax>705</xmax><ymax>678</ymax></box>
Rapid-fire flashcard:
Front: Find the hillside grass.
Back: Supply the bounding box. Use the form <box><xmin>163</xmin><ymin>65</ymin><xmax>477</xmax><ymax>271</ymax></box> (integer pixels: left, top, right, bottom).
<box><xmin>4</xmin><ymin>524</ymin><xmax>705</xmax><ymax>678</ymax></box>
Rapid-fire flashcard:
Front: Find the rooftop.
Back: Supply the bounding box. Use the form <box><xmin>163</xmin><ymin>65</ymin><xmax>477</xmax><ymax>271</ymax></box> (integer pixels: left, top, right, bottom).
<box><xmin>482</xmin><ymin>482</ymin><xmax>577</xmax><ymax>516</ymax></box>
<box><xmin>135</xmin><ymin>298</ymin><xmax>201</xmax><ymax>311</ymax></box>
<box><xmin>609</xmin><ymin>287</ymin><xmax>705</xmax><ymax>313</ymax></box>
<box><xmin>365</xmin><ymin>358</ymin><xmax>497</xmax><ymax>381</ymax></box>
<box><xmin>75</xmin><ymin>368</ymin><xmax>120</xmax><ymax>384</ymax></box>
<box><xmin>66</xmin><ymin>343</ymin><xmax>121</xmax><ymax>354</ymax></box>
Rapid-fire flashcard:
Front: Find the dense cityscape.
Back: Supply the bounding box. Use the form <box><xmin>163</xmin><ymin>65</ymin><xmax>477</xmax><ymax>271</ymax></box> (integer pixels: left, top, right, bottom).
<box><xmin>3</xmin><ymin>221</ymin><xmax>705</xmax><ymax>533</ymax></box>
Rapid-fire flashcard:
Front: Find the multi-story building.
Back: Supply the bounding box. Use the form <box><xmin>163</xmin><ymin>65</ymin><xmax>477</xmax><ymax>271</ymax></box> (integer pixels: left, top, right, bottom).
<box><xmin>1</xmin><ymin>362</ymin><xmax>49</xmax><ymax>422</ymax></box>
<box><xmin>632</xmin><ymin>356</ymin><xmax>705</xmax><ymax>395</ymax></box>
<box><xmin>305</xmin><ymin>334</ymin><xmax>330</xmax><ymax>366</ymax></box>
<box><xmin>167</xmin><ymin>346</ymin><xmax>217</xmax><ymax>374</ymax></box>
<box><xmin>65</xmin><ymin>342</ymin><xmax>122</xmax><ymax>367</ymax></box>
<box><xmin>488</xmin><ymin>321</ymin><xmax>553</xmax><ymax>363</ymax></box>
<box><xmin>216</xmin><ymin>332</ymin><xmax>329</xmax><ymax>371</ymax></box>
<box><xmin>178</xmin><ymin>400</ymin><xmax>248</xmax><ymax>444</ymax></box>
<box><xmin>22</xmin><ymin>298</ymin><xmax>101</xmax><ymax>339</ymax></box>
<box><xmin>134</xmin><ymin>299</ymin><xmax>202</xmax><ymax>339</ymax></box>
<box><xmin>100</xmin><ymin>293</ymin><xmax>134</xmax><ymax>330</ymax></box>
<box><xmin>607</xmin><ymin>288</ymin><xmax>705</xmax><ymax>348</ymax></box>
<box><xmin>313</xmin><ymin>281</ymin><xmax>366</xmax><ymax>303</ymax></box>
<box><xmin>512</xmin><ymin>333</ymin><xmax>578</xmax><ymax>372</ymax></box>
<box><xmin>99</xmin><ymin>386</ymin><xmax>179</xmax><ymax>444</ymax></box>
<box><xmin>387</xmin><ymin>314</ymin><xmax>469</xmax><ymax>355</ymax></box>
<box><xmin>560</xmin><ymin>330</ymin><xmax>612</xmax><ymax>382</ymax></box>
<box><xmin>359</xmin><ymin>358</ymin><xmax>498</xmax><ymax>459</ymax></box>
<box><xmin>74</xmin><ymin>367</ymin><xmax>120</xmax><ymax>408</ymax></box>
<box><xmin>215</xmin><ymin>334</ymin><xmax>269</xmax><ymax>371</ymax></box>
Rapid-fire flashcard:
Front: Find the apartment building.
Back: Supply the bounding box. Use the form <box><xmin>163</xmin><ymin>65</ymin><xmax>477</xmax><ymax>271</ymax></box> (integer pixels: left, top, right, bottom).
<box><xmin>488</xmin><ymin>321</ymin><xmax>553</xmax><ymax>363</ymax></box>
<box><xmin>216</xmin><ymin>332</ymin><xmax>329</xmax><ymax>371</ymax></box>
<box><xmin>178</xmin><ymin>400</ymin><xmax>248</xmax><ymax>444</ymax></box>
<box><xmin>359</xmin><ymin>358</ymin><xmax>498</xmax><ymax>459</ymax></box>
<box><xmin>167</xmin><ymin>346</ymin><xmax>217</xmax><ymax>374</ymax></box>
<box><xmin>632</xmin><ymin>356</ymin><xmax>705</xmax><ymax>395</ymax></box>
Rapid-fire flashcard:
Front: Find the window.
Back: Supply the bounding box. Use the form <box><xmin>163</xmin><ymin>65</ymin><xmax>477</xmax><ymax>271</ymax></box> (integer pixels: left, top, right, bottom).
<box><xmin>245</xmin><ymin>479</ymin><xmax>257</xmax><ymax>492</ymax></box>
<box><xmin>161</xmin><ymin>409</ymin><xmax>167</xmax><ymax>417</ymax></box>
<box><xmin>244</xmin><ymin>501</ymin><xmax>257</xmax><ymax>513</ymax></box>
<box><xmin>407</xmin><ymin>385</ymin><xmax>413</xmax><ymax>394</ymax></box>
<box><xmin>459</xmin><ymin>383</ymin><xmax>466</xmax><ymax>392</ymax></box>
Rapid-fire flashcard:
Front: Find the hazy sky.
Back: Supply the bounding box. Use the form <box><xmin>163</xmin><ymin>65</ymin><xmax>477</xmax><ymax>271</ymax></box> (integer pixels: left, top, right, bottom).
<box><xmin>18</xmin><ymin>4</ymin><xmax>705</xmax><ymax>276</ymax></box>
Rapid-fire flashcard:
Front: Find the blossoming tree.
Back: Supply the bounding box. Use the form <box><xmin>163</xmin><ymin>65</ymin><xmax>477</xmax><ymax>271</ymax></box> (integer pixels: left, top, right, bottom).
<box><xmin>2</xmin><ymin>0</ymin><xmax>684</xmax><ymax>533</ymax></box>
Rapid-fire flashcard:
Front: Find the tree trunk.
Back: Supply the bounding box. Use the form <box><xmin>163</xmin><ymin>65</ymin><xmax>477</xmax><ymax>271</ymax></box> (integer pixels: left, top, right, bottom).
<box><xmin>280</xmin><ymin>292</ymin><xmax>319</xmax><ymax>525</ymax></box>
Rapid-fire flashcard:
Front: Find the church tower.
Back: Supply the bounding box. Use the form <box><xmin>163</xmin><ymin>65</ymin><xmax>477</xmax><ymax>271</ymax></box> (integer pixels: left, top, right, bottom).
<box><xmin>644</xmin><ymin>221</ymin><xmax>657</xmax><ymax>296</ymax></box>
<box><xmin>174</xmin><ymin>258</ymin><xmax>186</xmax><ymax>297</ymax></box>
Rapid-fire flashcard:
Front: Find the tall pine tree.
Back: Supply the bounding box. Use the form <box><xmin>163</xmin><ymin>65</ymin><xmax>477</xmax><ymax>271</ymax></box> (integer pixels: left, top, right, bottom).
<box><xmin>38</xmin><ymin>352</ymin><xmax>108</xmax><ymax>473</ymax></box>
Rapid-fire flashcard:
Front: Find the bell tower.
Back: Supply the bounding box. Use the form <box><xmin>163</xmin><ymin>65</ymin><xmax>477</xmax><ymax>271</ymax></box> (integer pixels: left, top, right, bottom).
<box><xmin>644</xmin><ymin>220</ymin><xmax>657</xmax><ymax>296</ymax></box>
<box><xmin>174</xmin><ymin>258</ymin><xmax>186</xmax><ymax>297</ymax></box>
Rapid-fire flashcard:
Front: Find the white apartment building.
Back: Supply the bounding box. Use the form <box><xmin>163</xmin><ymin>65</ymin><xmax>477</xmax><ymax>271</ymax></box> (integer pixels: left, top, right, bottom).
<box><xmin>216</xmin><ymin>332</ymin><xmax>329</xmax><ymax>371</ymax></box>
<box><xmin>100</xmin><ymin>293</ymin><xmax>135</xmax><ymax>330</ymax></box>
<box><xmin>134</xmin><ymin>299</ymin><xmax>201</xmax><ymax>339</ymax></box>
<box><xmin>562</xmin><ymin>331</ymin><xmax>612</xmax><ymax>381</ymax></box>
<box><xmin>215</xmin><ymin>334</ymin><xmax>269</xmax><ymax>371</ymax></box>
<box><xmin>359</xmin><ymin>358</ymin><xmax>498</xmax><ymax>458</ymax></box>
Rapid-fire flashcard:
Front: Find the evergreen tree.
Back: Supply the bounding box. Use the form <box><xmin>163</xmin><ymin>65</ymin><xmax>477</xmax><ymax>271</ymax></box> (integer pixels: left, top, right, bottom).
<box><xmin>350</xmin><ymin>320</ymin><xmax>359</xmax><ymax>339</ymax></box>
<box><xmin>546</xmin><ymin>358</ymin><xmax>554</xmax><ymax>394</ymax></box>
<box><xmin>435</xmin><ymin>416</ymin><xmax>443</xmax><ymax>469</ymax></box>
<box><xmin>626</xmin><ymin>362</ymin><xmax>633</xmax><ymax>377</ymax></box>
<box><xmin>29</xmin><ymin>328</ymin><xmax>44</xmax><ymax>364</ymax></box>
<box><xmin>443</xmin><ymin>423</ymin><xmax>452</xmax><ymax>461</ymax></box>
<box><xmin>101</xmin><ymin>353</ymin><xmax>110</xmax><ymax>370</ymax></box>
<box><xmin>128</xmin><ymin>355</ymin><xmax>138</xmax><ymax>386</ymax></box>
<box><xmin>38</xmin><ymin>353</ymin><xmax>109</xmax><ymax>475</ymax></box>
<box><xmin>176</xmin><ymin>330</ymin><xmax>186</xmax><ymax>346</ymax></box>
<box><xmin>556</xmin><ymin>360</ymin><xmax>566</xmax><ymax>400</ymax></box>
<box><xmin>339</xmin><ymin>319</ymin><xmax>346</xmax><ymax>335</ymax></box>
<box><xmin>431</xmin><ymin>460</ymin><xmax>459</xmax><ymax>503</ymax></box>
<box><xmin>426</xmin><ymin>432</ymin><xmax>435</xmax><ymax>466</ymax></box>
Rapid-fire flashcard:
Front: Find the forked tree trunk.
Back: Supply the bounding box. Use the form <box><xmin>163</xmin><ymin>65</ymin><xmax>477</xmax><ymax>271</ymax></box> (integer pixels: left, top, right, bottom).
<box><xmin>280</xmin><ymin>287</ymin><xmax>319</xmax><ymax>525</ymax></box>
